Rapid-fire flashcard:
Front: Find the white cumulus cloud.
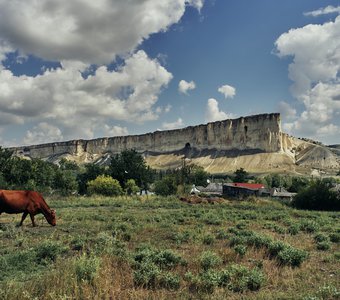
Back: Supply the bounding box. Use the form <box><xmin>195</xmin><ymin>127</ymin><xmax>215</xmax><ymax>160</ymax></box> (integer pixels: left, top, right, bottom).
<box><xmin>162</xmin><ymin>118</ymin><xmax>184</xmax><ymax>130</ymax></box>
<box><xmin>0</xmin><ymin>0</ymin><xmax>205</xmax><ymax>145</ymax></box>
<box><xmin>205</xmin><ymin>98</ymin><xmax>234</xmax><ymax>122</ymax></box>
<box><xmin>275</xmin><ymin>12</ymin><xmax>340</xmax><ymax>143</ymax></box>
<box><xmin>0</xmin><ymin>0</ymin><xmax>204</xmax><ymax>65</ymax></box>
<box><xmin>218</xmin><ymin>84</ymin><xmax>236</xmax><ymax>99</ymax></box>
<box><xmin>178</xmin><ymin>80</ymin><xmax>196</xmax><ymax>94</ymax></box>
<box><xmin>0</xmin><ymin>50</ymin><xmax>172</xmax><ymax>141</ymax></box>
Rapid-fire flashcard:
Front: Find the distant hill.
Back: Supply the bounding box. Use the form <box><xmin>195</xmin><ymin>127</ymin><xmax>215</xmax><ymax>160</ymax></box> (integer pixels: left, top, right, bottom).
<box><xmin>8</xmin><ymin>113</ymin><xmax>340</xmax><ymax>175</ymax></box>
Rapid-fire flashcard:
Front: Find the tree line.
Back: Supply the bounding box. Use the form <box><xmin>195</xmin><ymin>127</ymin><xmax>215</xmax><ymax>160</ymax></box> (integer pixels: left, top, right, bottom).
<box><xmin>0</xmin><ymin>147</ymin><xmax>210</xmax><ymax>196</ymax></box>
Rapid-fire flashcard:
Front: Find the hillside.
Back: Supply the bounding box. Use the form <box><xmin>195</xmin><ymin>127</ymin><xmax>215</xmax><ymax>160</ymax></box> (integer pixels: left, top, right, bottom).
<box><xmin>9</xmin><ymin>113</ymin><xmax>340</xmax><ymax>175</ymax></box>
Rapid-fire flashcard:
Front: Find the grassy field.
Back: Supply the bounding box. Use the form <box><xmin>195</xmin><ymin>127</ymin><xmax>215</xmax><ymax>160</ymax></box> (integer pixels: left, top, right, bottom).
<box><xmin>0</xmin><ymin>195</ymin><xmax>339</xmax><ymax>300</ymax></box>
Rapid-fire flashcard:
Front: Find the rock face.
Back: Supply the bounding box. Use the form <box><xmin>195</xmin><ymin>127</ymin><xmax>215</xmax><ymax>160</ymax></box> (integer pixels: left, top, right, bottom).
<box><xmin>9</xmin><ymin>113</ymin><xmax>340</xmax><ymax>174</ymax></box>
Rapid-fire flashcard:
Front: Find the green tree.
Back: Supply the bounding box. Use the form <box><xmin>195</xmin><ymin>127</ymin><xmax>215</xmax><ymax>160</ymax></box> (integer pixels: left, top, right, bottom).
<box><xmin>87</xmin><ymin>175</ymin><xmax>123</xmax><ymax>196</ymax></box>
<box><xmin>233</xmin><ymin>168</ymin><xmax>248</xmax><ymax>183</ymax></box>
<box><xmin>77</xmin><ymin>163</ymin><xmax>106</xmax><ymax>194</ymax></box>
<box><xmin>292</xmin><ymin>179</ymin><xmax>339</xmax><ymax>211</ymax></box>
<box><xmin>125</xmin><ymin>179</ymin><xmax>140</xmax><ymax>195</ymax></box>
<box><xmin>109</xmin><ymin>149</ymin><xmax>152</xmax><ymax>189</ymax></box>
<box><xmin>59</xmin><ymin>158</ymin><xmax>80</xmax><ymax>171</ymax></box>
<box><xmin>189</xmin><ymin>165</ymin><xmax>210</xmax><ymax>187</ymax></box>
<box><xmin>154</xmin><ymin>176</ymin><xmax>177</xmax><ymax>196</ymax></box>
<box><xmin>53</xmin><ymin>169</ymin><xmax>78</xmax><ymax>195</ymax></box>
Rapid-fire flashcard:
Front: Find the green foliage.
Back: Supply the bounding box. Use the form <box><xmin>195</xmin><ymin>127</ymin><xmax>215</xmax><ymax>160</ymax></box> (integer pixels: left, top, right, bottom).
<box><xmin>329</xmin><ymin>232</ymin><xmax>340</xmax><ymax>243</ymax></box>
<box><xmin>154</xmin><ymin>175</ymin><xmax>177</xmax><ymax>196</ymax></box>
<box><xmin>202</xmin><ymin>234</ymin><xmax>215</xmax><ymax>245</ymax></box>
<box><xmin>300</xmin><ymin>220</ymin><xmax>319</xmax><ymax>233</ymax></box>
<box><xmin>87</xmin><ymin>175</ymin><xmax>123</xmax><ymax>196</ymax></box>
<box><xmin>233</xmin><ymin>168</ymin><xmax>248</xmax><ymax>183</ymax></box>
<box><xmin>133</xmin><ymin>245</ymin><xmax>183</xmax><ymax>289</ymax></box>
<box><xmin>220</xmin><ymin>265</ymin><xmax>265</xmax><ymax>292</ymax></box>
<box><xmin>34</xmin><ymin>240</ymin><xmax>68</xmax><ymax>264</ymax></box>
<box><xmin>53</xmin><ymin>169</ymin><xmax>78</xmax><ymax>195</ymax></box>
<box><xmin>292</xmin><ymin>180</ymin><xmax>340</xmax><ymax>211</ymax></box>
<box><xmin>316</xmin><ymin>241</ymin><xmax>331</xmax><ymax>251</ymax></box>
<box><xmin>77</xmin><ymin>163</ymin><xmax>106</xmax><ymax>194</ymax></box>
<box><xmin>234</xmin><ymin>244</ymin><xmax>247</xmax><ymax>257</ymax></box>
<box><xmin>75</xmin><ymin>255</ymin><xmax>101</xmax><ymax>284</ymax></box>
<box><xmin>158</xmin><ymin>272</ymin><xmax>181</xmax><ymax>290</ymax></box>
<box><xmin>276</xmin><ymin>246</ymin><xmax>308</xmax><ymax>267</ymax></box>
<box><xmin>200</xmin><ymin>251</ymin><xmax>222</xmax><ymax>271</ymax></box>
<box><xmin>125</xmin><ymin>178</ymin><xmax>140</xmax><ymax>195</ymax></box>
<box><xmin>109</xmin><ymin>149</ymin><xmax>153</xmax><ymax>189</ymax></box>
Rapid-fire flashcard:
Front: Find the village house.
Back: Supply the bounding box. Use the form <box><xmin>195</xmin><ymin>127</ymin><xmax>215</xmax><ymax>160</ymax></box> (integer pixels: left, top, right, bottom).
<box><xmin>222</xmin><ymin>183</ymin><xmax>265</xmax><ymax>197</ymax></box>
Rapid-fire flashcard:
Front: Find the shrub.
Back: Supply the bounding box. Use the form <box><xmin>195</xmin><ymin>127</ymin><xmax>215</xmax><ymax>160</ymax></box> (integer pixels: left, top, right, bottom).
<box><xmin>87</xmin><ymin>175</ymin><xmax>123</xmax><ymax>196</ymax></box>
<box><xmin>292</xmin><ymin>180</ymin><xmax>340</xmax><ymax>211</ymax></box>
<box><xmin>329</xmin><ymin>232</ymin><xmax>340</xmax><ymax>243</ymax></box>
<box><xmin>34</xmin><ymin>240</ymin><xmax>68</xmax><ymax>264</ymax></box>
<box><xmin>277</xmin><ymin>246</ymin><xmax>308</xmax><ymax>267</ymax></box>
<box><xmin>200</xmin><ymin>251</ymin><xmax>222</xmax><ymax>271</ymax></box>
<box><xmin>158</xmin><ymin>272</ymin><xmax>181</xmax><ymax>290</ymax></box>
<box><xmin>171</xmin><ymin>231</ymin><xmax>191</xmax><ymax>244</ymax></box>
<box><xmin>202</xmin><ymin>234</ymin><xmax>215</xmax><ymax>245</ymax></box>
<box><xmin>75</xmin><ymin>255</ymin><xmax>101</xmax><ymax>284</ymax></box>
<box><xmin>219</xmin><ymin>265</ymin><xmax>265</xmax><ymax>292</ymax></box>
<box><xmin>288</xmin><ymin>224</ymin><xmax>300</xmax><ymax>235</ymax></box>
<box><xmin>300</xmin><ymin>220</ymin><xmax>319</xmax><ymax>233</ymax></box>
<box><xmin>314</xmin><ymin>233</ymin><xmax>329</xmax><ymax>243</ymax></box>
<box><xmin>153</xmin><ymin>176</ymin><xmax>177</xmax><ymax>196</ymax></box>
<box><xmin>234</xmin><ymin>245</ymin><xmax>247</xmax><ymax>257</ymax></box>
<box><xmin>316</xmin><ymin>241</ymin><xmax>331</xmax><ymax>251</ymax></box>
<box><xmin>125</xmin><ymin>179</ymin><xmax>140</xmax><ymax>195</ymax></box>
<box><xmin>268</xmin><ymin>241</ymin><xmax>286</xmax><ymax>257</ymax></box>
<box><xmin>199</xmin><ymin>270</ymin><xmax>221</xmax><ymax>293</ymax></box>
<box><xmin>133</xmin><ymin>261</ymin><xmax>161</xmax><ymax>288</ymax></box>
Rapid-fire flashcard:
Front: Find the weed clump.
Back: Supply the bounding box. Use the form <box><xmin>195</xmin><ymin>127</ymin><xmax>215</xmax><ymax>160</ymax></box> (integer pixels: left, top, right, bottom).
<box><xmin>75</xmin><ymin>255</ymin><xmax>101</xmax><ymax>284</ymax></box>
<box><xmin>132</xmin><ymin>245</ymin><xmax>184</xmax><ymax>290</ymax></box>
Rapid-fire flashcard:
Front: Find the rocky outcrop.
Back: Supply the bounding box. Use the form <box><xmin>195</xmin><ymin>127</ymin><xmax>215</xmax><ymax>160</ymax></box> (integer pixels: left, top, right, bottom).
<box><xmin>8</xmin><ymin>113</ymin><xmax>340</xmax><ymax>174</ymax></box>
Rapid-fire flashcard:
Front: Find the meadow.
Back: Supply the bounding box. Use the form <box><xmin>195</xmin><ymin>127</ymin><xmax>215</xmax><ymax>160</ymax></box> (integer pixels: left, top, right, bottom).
<box><xmin>0</xmin><ymin>195</ymin><xmax>339</xmax><ymax>300</ymax></box>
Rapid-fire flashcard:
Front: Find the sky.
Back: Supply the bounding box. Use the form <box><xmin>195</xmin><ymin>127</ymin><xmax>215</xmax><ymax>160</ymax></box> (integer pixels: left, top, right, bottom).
<box><xmin>0</xmin><ymin>0</ymin><xmax>339</xmax><ymax>147</ymax></box>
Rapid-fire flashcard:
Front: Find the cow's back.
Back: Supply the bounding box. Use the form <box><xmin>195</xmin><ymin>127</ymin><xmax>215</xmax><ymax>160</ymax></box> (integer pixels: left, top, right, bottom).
<box><xmin>0</xmin><ymin>190</ymin><xmax>31</xmax><ymax>213</ymax></box>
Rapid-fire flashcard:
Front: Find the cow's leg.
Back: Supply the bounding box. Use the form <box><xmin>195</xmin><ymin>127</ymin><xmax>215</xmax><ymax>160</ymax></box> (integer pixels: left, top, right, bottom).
<box><xmin>19</xmin><ymin>212</ymin><xmax>28</xmax><ymax>226</ymax></box>
<box><xmin>30</xmin><ymin>214</ymin><xmax>37</xmax><ymax>227</ymax></box>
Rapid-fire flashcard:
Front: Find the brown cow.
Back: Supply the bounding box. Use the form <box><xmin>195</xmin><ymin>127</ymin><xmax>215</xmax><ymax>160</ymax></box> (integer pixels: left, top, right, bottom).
<box><xmin>0</xmin><ymin>190</ymin><xmax>56</xmax><ymax>227</ymax></box>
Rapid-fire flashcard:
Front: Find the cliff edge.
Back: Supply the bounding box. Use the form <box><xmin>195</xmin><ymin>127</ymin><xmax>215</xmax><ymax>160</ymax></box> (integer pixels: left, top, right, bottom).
<box><xmin>8</xmin><ymin>113</ymin><xmax>340</xmax><ymax>174</ymax></box>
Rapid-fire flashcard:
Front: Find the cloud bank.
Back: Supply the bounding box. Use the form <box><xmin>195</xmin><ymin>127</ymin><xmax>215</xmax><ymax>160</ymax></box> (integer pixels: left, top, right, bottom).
<box><xmin>275</xmin><ymin>12</ymin><xmax>340</xmax><ymax>142</ymax></box>
<box><xmin>0</xmin><ymin>0</ymin><xmax>204</xmax><ymax>145</ymax></box>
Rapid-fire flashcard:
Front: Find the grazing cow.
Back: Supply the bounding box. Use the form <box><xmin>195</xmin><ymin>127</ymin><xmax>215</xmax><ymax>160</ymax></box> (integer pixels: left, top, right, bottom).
<box><xmin>0</xmin><ymin>190</ymin><xmax>56</xmax><ymax>227</ymax></box>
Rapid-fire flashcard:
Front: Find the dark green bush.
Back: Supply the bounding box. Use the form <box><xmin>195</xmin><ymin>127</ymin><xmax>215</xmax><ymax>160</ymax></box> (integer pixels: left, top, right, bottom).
<box><xmin>329</xmin><ymin>232</ymin><xmax>340</xmax><ymax>243</ymax></box>
<box><xmin>202</xmin><ymin>234</ymin><xmax>215</xmax><ymax>245</ymax></box>
<box><xmin>277</xmin><ymin>246</ymin><xmax>308</xmax><ymax>267</ymax></box>
<box><xmin>234</xmin><ymin>245</ymin><xmax>247</xmax><ymax>257</ymax></box>
<box><xmin>200</xmin><ymin>251</ymin><xmax>222</xmax><ymax>271</ymax></box>
<box><xmin>34</xmin><ymin>240</ymin><xmax>68</xmax><ymax>264</ymax></box>
<box><xmin>292</xmin><ymin>180</ymin><xmax>340</xmax><ymax>211</ymax></box>
<box><xmin>158</xmin><ymin>272</ymin><xmax>181</xmax><ymax>290</ymax></box>
<box><xmin>316</xmin><ymin>241</ymin><xmax>331</xmax><ymax>251</ymax></box>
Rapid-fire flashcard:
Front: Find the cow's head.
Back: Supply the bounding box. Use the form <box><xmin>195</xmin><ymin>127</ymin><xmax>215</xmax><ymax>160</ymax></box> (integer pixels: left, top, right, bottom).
<box><xmin>47</xmin><ymin>209</ymin><xmax>56</xmax><ymax>226</ymax></box>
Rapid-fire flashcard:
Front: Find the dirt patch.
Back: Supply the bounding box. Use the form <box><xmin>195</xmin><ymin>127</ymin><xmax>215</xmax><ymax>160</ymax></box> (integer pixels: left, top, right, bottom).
<box><xmin>179</xmin><ymin>195</ymin><xmax>225</xmax><ymax>204</ymax></box>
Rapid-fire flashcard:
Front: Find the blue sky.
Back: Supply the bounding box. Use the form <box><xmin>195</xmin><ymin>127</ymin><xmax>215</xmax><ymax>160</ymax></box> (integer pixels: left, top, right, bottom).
<box><xmin>0</xmin><ymin>0</ymin><xmax>339</xmax><ymax>146</ymax></box>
